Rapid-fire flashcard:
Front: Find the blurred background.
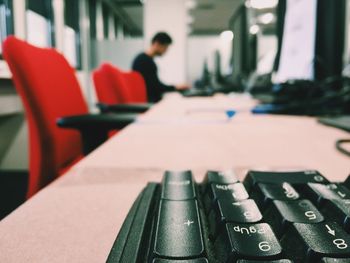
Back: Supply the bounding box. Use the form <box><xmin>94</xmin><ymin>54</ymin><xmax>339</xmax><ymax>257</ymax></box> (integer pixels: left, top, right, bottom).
<box><xmin>0</xmin><ymin>0</ymin><xmax>349</xmax><ymax>216</ymax></box>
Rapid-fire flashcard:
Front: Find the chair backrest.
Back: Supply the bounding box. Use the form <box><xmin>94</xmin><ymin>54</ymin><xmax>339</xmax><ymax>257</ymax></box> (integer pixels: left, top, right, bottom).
<box><xmin>3</xmin><ymin>36</ymin><xmax>87</xmax><ymax>197</ymax></box>
<box><xmin>92</xmin><ymin>67</ymin><xmax>124</xmax><ymax>105</ymax></box>
<box><xmin>93</xmin><ymin>63</ymin><xmax>148</xmax><ymax>104</ymax></box>
<box><xmin>123</xmin><ymin>71</ymin><xmax>147</xmax><ymax>103</ymax></box>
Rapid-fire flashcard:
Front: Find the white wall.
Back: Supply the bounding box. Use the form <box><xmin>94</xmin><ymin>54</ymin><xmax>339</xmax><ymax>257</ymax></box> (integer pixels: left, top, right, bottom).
<box><xmin>93</xmin><ymin>38</ymin><xmax>144</xmax><ymax>70</ymax></box>
<box><xmin>144</xmin><ymin>0</ymin><xmax>187</xmax><ymax>85</ymax></box>
<box><xmin>93</xmin><ymin>35</ymin><xmax>234</xmax><ymax>87</ymax></box>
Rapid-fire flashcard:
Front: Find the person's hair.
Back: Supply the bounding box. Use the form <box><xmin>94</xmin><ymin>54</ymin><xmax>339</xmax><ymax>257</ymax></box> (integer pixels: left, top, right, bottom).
<box><xmin>151</xmin><ymin>32</ymin><xmax>172</xmax><ymax>45</ymax></box>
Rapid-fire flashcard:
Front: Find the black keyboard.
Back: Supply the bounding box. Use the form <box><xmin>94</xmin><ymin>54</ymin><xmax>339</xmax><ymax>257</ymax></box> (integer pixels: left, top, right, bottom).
<box><xmin>107</xmin><ymin>170</ymin><xmax>350</xmax><ymax>263</ymax></box>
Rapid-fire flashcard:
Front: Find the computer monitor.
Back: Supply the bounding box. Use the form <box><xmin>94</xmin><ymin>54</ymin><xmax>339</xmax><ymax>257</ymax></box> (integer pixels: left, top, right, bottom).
<box><xmin>274</xmin><ymin>0</ymin><xmax>317</xmax><ymax>83</ymax></box>
<box><xmin>343</xmin><ymin>0</ymin><xmax>350</xmax><ymax>75</ymax></box>
<box><xmin>214</xmin><ymin>50</ymin><xmax>223</xmax><ymax>83</ymax></box>
<box><xmin>229</xmin><ymin>5</ymin><xmax>257</xmax><ymax>85</ymax></box>
<box><xmin>275</xmin><ymin>0</ymin><xmax>346</xmax><ymax>83</ymax></box>
<box><xmin>229</xmin><ymin>5</ymin><xmax>249</xmax><ymax>85</ymax></box>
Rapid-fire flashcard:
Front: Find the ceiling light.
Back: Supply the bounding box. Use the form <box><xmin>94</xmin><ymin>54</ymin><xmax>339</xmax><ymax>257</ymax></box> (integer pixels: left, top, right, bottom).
<box><xmin>220</xmin><ymin>30</ymin><xmax>234</xmax><ymax>41</ymax></box>
<box><xmin>186</xmin><ymin>0</ymin><xmax>197</xmax><ymax>9</ymax></box>
<box><xmin>259</xmin><ymin>13</ymin><xmax>275</xmax><ymax>24</ymax></box>
<box><xmin>249</xmin><ymin>0</ymin><xmax>278</xmax><ymax>9</ymax></box>
<box><xmin>140</xmin><ymin>0</ymin><xmax>146</xmax><ymax>4</ymax></box>
<box><xmin>249</xmin><ymin>25</ymin><xmax>260</xmax><ymax>34</ymax></box>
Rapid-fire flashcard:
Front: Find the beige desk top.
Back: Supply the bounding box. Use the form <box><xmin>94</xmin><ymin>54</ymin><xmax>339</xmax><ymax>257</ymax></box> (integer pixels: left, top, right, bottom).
<box><xmin>0</xmin><ymin>94</ymin><xmax>349</xmax><ymax>262</ymax></box>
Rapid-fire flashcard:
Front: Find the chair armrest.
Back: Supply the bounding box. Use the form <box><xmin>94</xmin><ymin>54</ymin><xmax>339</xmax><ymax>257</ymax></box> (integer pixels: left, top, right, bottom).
<box><xmin>97</xmin><ymin>103</ymin><xmax>153</xmax><ymax>113</ymax></box>
<box><xmin>57</xmin><ymin>113</ymin><xmax>136</xmax><ymax>130</ymax></box>
<box><xmin>57</xmin><ymin>113</ymin><xmax>137</xmax><ymax>154</ymax></box>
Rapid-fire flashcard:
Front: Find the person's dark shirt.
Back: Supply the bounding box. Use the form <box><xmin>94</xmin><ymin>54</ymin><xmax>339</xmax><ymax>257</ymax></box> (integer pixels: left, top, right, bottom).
<box><xmin>132</xmin><ymin>53</ymin><xmax>175</xmax><ymax>102</ymax></box>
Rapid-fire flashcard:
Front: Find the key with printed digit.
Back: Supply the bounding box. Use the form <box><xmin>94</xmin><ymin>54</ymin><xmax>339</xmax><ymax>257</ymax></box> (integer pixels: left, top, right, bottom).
<box><xmin>264</xmin><ymin>199</ymin><xmax>324</xmax><ymax>237</ymax></box>
<box><xmin>281</xmin><ymin>221</ymin><xmax>350</xmax><ymax>261</ymax></box>
<box><xmin>205</xmin><ymin>183</ymin><xmax>249</xmax><ymax>212</ymax></box>
<box><xmin>215</xmin><ymin>223</ymin><xmax>282</xmax><ymax>262</ymax></box>
<box><xmin>244</xmin><ymin>170</ymin><xmax>329</xmax><ymax>192</ymax></box>
<box><xmin>251</xmin><ymin>182</ymin><xmax>300</xmax><ymax>209</ymax></box>
<box><xmin>208</xmin><ymin>199</ymin><xmax>262</xmax><ymax>237</ymax></box>
<box><xmin>209</xmin><ymin>183</ymin><xmax>249</xmax><ymax>202</ymax></box>
<box><xmin>303</xmin><ymin>183</ymin><xmax>350</xmax><ymax>206</ymax></box>
<box><xmin>322</xmin><ymin>199</ymin><xmax>350</xmax><ymax>233</ymax></box>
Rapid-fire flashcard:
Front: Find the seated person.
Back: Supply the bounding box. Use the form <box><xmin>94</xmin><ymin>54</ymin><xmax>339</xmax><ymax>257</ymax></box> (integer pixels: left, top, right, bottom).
<box><xmin>132</xmin><ymin>32</ymin><xmax>189</xmax><ymax>102</ymax></box>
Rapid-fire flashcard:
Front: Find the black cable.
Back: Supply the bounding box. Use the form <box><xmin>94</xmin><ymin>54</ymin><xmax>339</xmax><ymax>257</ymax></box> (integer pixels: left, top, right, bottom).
<box><xmin>336</xmin><ymin>139</ymin><xmax>350</xmax><ymax>157</ymax></box>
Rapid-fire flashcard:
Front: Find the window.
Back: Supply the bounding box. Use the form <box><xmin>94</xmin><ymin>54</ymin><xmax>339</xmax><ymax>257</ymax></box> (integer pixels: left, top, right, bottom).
<box><xmin>102</xmin><ymin>2</ymin><xmax>109</xmax><ymax>39</ymax></box>
<box><xmin>89</xmin><ymin>0</ymin><xmax>96</xmax><ymax>39</ymax></box>
<box><xmin>26</xmin><ymin>0</ymin><xmax>55</xmax><ymax>47</ymax></box>
<box><xmin>0</xmin><ymin>0</ymin><xmax>14</xmax><ymax>54</ymax></box>
<box><xmin>64</xmin><ymin>0</ymin><xmax>81</xmax><ymax>68</ymax></box>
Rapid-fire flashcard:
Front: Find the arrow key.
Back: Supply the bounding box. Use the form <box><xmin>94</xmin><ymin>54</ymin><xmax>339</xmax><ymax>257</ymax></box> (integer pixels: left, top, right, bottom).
<box><xmin>281</xmin><ymin>221</ymin><xmax>350</xmax><ymax>262</ymax></box>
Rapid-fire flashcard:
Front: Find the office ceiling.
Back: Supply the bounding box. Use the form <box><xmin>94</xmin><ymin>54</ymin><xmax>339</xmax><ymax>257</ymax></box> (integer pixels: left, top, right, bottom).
<box><xmin>189</xmin><ymin>0</ymin><xmax>244</xmax><ymax>34</ymax></box>
<box><xmin>110</xmin><ymin>0</ymin><xmax>245</xmax><ymax>35</ymax></box>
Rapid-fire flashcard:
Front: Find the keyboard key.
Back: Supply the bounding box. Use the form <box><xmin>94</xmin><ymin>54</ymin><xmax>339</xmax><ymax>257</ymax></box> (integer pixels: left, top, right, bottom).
<box><xmin>153</xmin><ymin>259</ymin><xmax>208</xmax><ymax>263</ymax></box>
<box><xmin>216</xmin><ymin>223</ymin><xmax>282</xmax><ymax>261</ymax></box>
<box><xmin>323</xmin><ymin>199</ymin><xmax>350</xmax><ymax>233</ymax></box>
<box><xmin>281</xmin><ymin>221</ymin><xmax>350</xmax><ymax>261</ymax></box>
<box><xmin>161</xmin><ymin>171</ymin><xmax>196</xmax><ymax>200</ymax></box>
<box><xmin>344</xmin><ymin>175</ymin><xmax>350</xmax><ymax>189</ymax></box>
<box><xmin>209</xmin><ymin>199</ymin><xmax>262</xmax><ymax>237</ymax></box>
<box><xmin>203</xmin><ymin>170</ymin><xmax>238</xmax><ymax>185</ymax></box>
<box><xmin>111</xmin><ymin>169</ymin><xmax>350</xmax><ymax>262</ymax></box>
<box><xmin>244</xmin><ymin>170</ymin><xmax>329</xmax><ymax>191</ymax></box>
<box><xmin>252</xmin><ymin>183</ymin><xmax>300</xmax><ymax>209</ymax></box>
<box><xmin>210</xmin><ymin>183</ymin><xmax>249</xmax><ymax>202</ymax></box>
<box><xmin>153</xmin><ymin>200</ymin><xmax>204</xmax><ymax>259</ymax></box>
<box><xmin>259</xmin><ymin>183</ymin><xmax>299</xmax><ymax>200</ymax></box>
<box><xmin>204</xmin><ymin>182</ymin><xmax>249</xmax><ymax>213</ymax></box>
<box><xmin>304</xmin><ymin>183</ymin><xmax>350</xmax><ymax>206</ymax></box>
<box><xmin>237</xmin><ymin>260</ymin><xmax>293</xmax><ymax>263</ymax></box>
<box><xmin>265</xmin><ymin>199</ymin><xmax>324</xmax><ymax>237</ymax></box>
<box><xmin>321</xmin><ymin>258</ymin><xmax>350</xmax><ymax>262</ymax></box>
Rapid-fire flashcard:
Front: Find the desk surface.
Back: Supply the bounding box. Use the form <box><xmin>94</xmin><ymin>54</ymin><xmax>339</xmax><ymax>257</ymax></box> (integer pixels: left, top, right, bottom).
<box><xmin>0</xmin><ymin>94</ymin><xmax>349</xmax><ymax>263</ymax></box>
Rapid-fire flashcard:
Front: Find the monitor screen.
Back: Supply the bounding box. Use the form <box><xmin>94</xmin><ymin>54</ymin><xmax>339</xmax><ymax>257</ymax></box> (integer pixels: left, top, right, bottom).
<box><xmin>274</xmin><ymin>0</ymin><xmax>317</xmax><ymax>82</ymax></box>
<box><xmin>344</xmin><ymin>0</ymin><xmax>350</xmax><ymax>69</ymax></box>
<box><xmin>230</xmin><ymin>6</ymin><xmax>249</xmax><ymax>84</ymax></box>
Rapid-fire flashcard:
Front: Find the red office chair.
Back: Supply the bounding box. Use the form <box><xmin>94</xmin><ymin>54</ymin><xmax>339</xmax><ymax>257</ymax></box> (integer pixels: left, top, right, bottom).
<box><xmin>3</xmin><ymin>36</ymin><xmax>135</xmax><ymax>197</ymax></box>
<box><xmin>123</xmin><ymin>71</ymin><xmax>148</xmax><ymax>103</ymax></box>
<box><xmin>93</xmin><ymin>63</ymin><xmax>152</xmax><ymax>113</ymax></box>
